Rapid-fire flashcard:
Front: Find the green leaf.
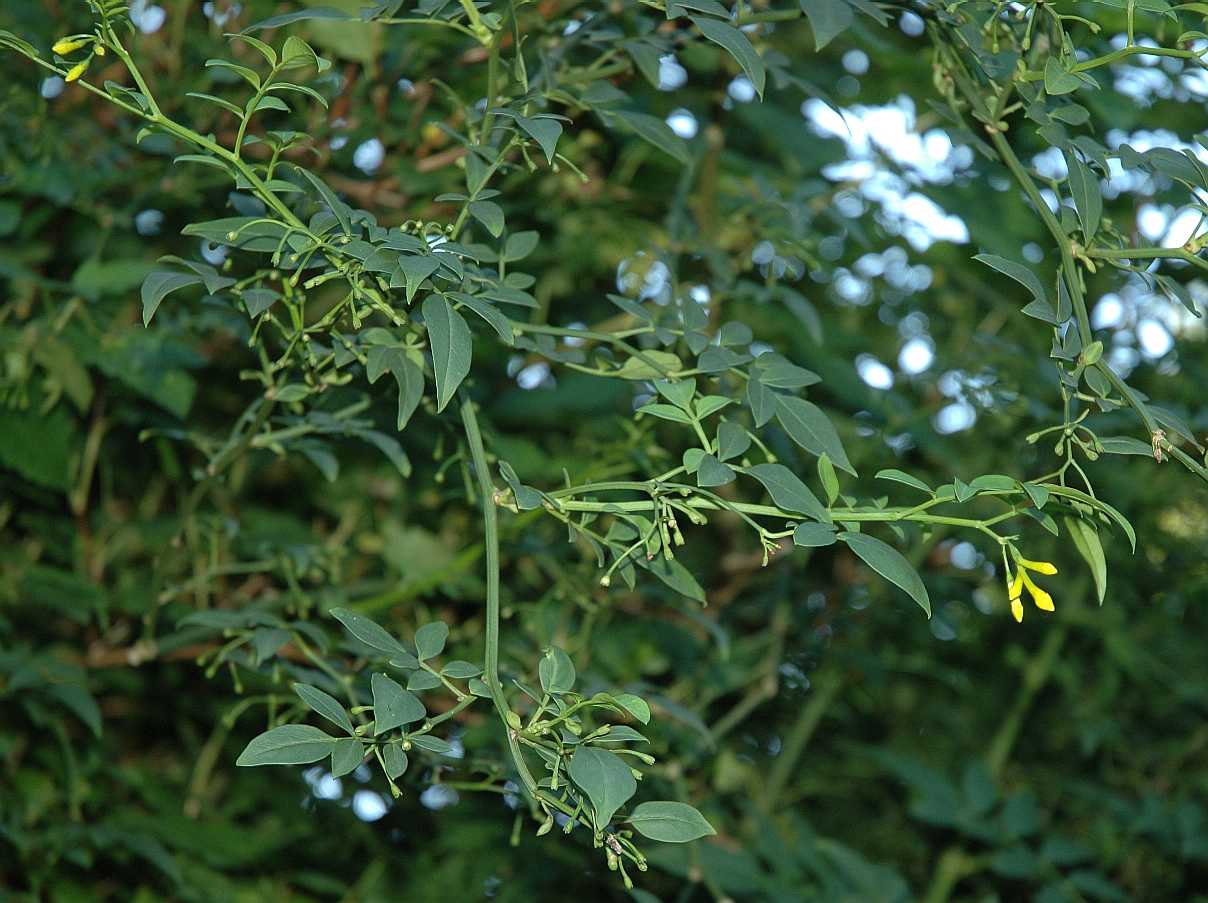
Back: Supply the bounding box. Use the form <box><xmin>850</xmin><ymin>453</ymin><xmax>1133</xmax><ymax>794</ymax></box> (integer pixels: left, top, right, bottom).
<box><xmin>613</xmin><ymin>110</ymin><xmax>691</xmax><ymax>165</ymax></box>
<box><xmin>205</xmin><ymin>59</ymin><xmax>261</xmax><ymax>89</ymax></box>
<box><xmin>875</xmin><ymin>469</ymin><xmax>933</xmax><ymax>494</ymax></box>
<box><xmin>280</xmin><ymin>35</ymin><xmax>328</xmax><ymax>72</ymax></box>
<box><xmin>640</xmin><ymin>402</ymin><xmax>693</xmax><ymax>424</ymax></box>
<box><xmin>539</xmin><ymin>646</ymin><xmax>576</xmax><ymax>695</ymax></box>
<box><xmin>800</xmin><ymin>0</ymin><xmax>854</xmax><ymax>50</ymax></box>
<box><xmin>973</xmin><ymin>254</ymin><xmax>1059</xmax><ymax>323</ymax></box>
<box><xmin>697</xmin><ymin>454</ymin><xmax>736</xmax><ymax>487</ymax></box>
<box><xmin>141</xmin><ymin>272</ymin><xmax>203</xmax><ymax>326</ymax></box>
<box><xmin>1066</xmin><ymin>517</ymin><xmax>1107</xmax><ymax>604</ymax></box>
<box><xmin>293</xmin><ymin>683</ymin><xmax>355</xmax><ymax>735</ymax></box>
<box><xmin>1019</xmin><ymin>482</ymin><xmax>1049</xmax><ymax>510</ymax></box>
<box><xmin>250</xmin><ymin>627</ymin><xmax>290</xmax><ymax>665</ymax></box>
<box><xmin>694</xmin><ymin>395</ymin><xmax>732</xmax><ymax>419</ymax></box>
<box><xmin>568</xmin><ymin>746</ymin><xmax>637</xmax><ymax>829</ymax></box>
<box><xmin>441</xmin><ymin>660</ymin><xmax>482</xmax><ymax>679</ymax></box>
<box><xmin>627</xmin><ymin>801</ymin><xmax>716</xmax><ymax>843</ymax></box>
<box><xmin>268</xmin><ymin>81</ymin><xmax>329</xmax><ymax>108</ymax></box>
<box><xmin>242</xmin><ymin>288</ymin><xmax>280</xmax><ymax>317</ymax></box>
<box><xmin>667</xmin><ymin>0</ymin><xmax>730</xmax><ymax>16</ymax></box>
<box><xmin>1098</xmin><ymin>436</ymin><xmax>1153</xmax><ymax>456</ymax></box>
<box><xmin>615</xmin><ymin>350</ymin><xmax>683</xmax><ymax>380</ymax></box>
<box><xmin>973</xmin><ymin>254</ymin><xmax>1048</xmax><ymax>302</ymax></box>
<box><xmin>0</xmin><ymin>29</ymin><xmax>39</xmax><ymax>57</ymax></box>
<box><xmin>396</xmin><ymin>355</ymin><xmax>425</xmax><ymax>430</ymax></box>
<box><xmin>414</xmin><ymin>621</ymin><xmax>448</xmax><ymax>660</ymax></box>
<box><xmin>613</xmin><ymin>693</ymin><xmax>651</xmax><ymax>725</ymax></box>
<box><xmin>746</xmin><ymin>375</ymin><xmax>777</xmax><ymax>427</ymax></box>
<box><xmin>517</xmin><ymin>116</ymin><xmax>562</xmax><ymax>164</ymax></box>
<box><xmin>292</xmin><ymin>164</ymin><xmax>351</xmax><ymax>236</ymax></box>
<box><xmin>397</xmin><ymin>255</ymin><xmax>441</xmax><ymax>304</ymax></box>
<box><xmin>246</xmin><ymin>7</ymin><xmax>355</xmax><ymax>31</ymax></box>
<box><xmin>655</xmin><ymin>378</ymin><xmax>696</xmax><ymax>410</ymax></box>
<box><xmin>817</xmin><ymin>453</ymin><xmax>839</xmax><ymax>506</ymax></box>
<box><xmin>236</xmin><ymin>725</ymin><xmax>336</xmax><ymax>766</ymax></box>
<box><xmin>775</xmin><ymin>396</ymin><xmax>856</xmax><ymax>476</ymax></box>
<box><xmin>793</xmin><ymin>522</ymin><xmax>838</xmax><ymax>548</ymax></box>
<box><xmin>274</xmin><ymin>384</ymin><xmax>310</xmax><ymax>403</ymax></box>
<box><xmin>449</xmin><ymin>292</ymin><xmax>514</xmax><ymax>345</ymax></box>
<box><xmin>754</xmin><ymin>358</ymin><xmax>821</xmax><ymax>389</ymax></box>
<box><xmin>1046</xmin><ymin>484</ymin><xmax>1136</xmax><ymax>552</ymax></box>
<box><xmin>647</xmin><ymin>556</ymin><xmax>707</xmax><ymax>603</ymax></box>
<box><xmin>691</xmin><ymin>17</ymin><xmax>766</xmax><ymax>98</ymax></box>
<box><xmin>409</xmin><ymin>734</ymin><xmax>454</xmax><ymax>755</ymax></box>
<box><xmin>744</xmin><ymin>463</ymin><xmax>831</xmax><ymax>524</ymax></box>
<box><xmin>48</xmin><ymin>684</ymin><xmax>102</xmax><ymax>738</ymax></box>
<box><xmin>371</xmin><ymin>673</ymin><xmax>426</xmax><ymax>733</ymax></box>
<box><xmin>422</xmin><ymin>295</ymin><xmax>473</xmax><ymax>412</ymax></box>
<box><xmin>1044</xmin><ymin>56</ymin><xmax>1084</xmax><ymax>95</ymax></box>
<box><xmin>468</xmin><ymin>678</ymin><xmax>492</xmax><ymax>698</ymax></box>
<box><xmin>499</xmin><ymin>460</ymin><xmax>544</xmax><ymax>509</ymax></box>
<box><xmin>503</xmin><ymin>230</ymin><xmax>539</xmax><ymax>261</ymax></box>
<box><xmin>839</xmin><ymin>532</ymin><xmax>931</xmax><ymax>616</ymax></box>
<box><xmin>330</xmin><ymin>607</ymin><xmax>418</xmax><ymax>666</ymax></box>
<box><xmin>186</xmin><ymin>92</ymin><xmax>245</xmax><ymax>117</ymax></box>
<box><xmin>381</xmin><ymin>745</ymin><xmax>408</xmax><ymax>780</ymax></box>
<box><xmin>1065</xmin><ymin>151</ymin><xmax>1102</xmax><ymax>239</ymax></box>
<box><xmin>330</xmin><ymin>737</ymin><xmax>365</xmax><ymax>777</ymax></box>
<box><xmin>407</xmin><ymin>670</ymin><xmax>441</xmax><ymax>691</ymax></box>
<box><xmin>469</xmin><ymin>200</ymin><xmax>504</xmax><ymax>237</ymax></box>
<box><xmin>716</xmin><ymin>421</ymin><xmax>751</xmax><ymax>462</ymax></box>
<box><xmin>624</xmin><ymin>40</ymin><xmax>663</xmax><ymax>88</ymax></box>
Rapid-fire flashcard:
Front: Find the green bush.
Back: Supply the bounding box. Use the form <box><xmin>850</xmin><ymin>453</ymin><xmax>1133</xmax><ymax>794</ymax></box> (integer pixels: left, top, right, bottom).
<box><xmin>2</xmin><ymin>1</ymin><xmax>1207</xmax><ymax>900</ymax></box>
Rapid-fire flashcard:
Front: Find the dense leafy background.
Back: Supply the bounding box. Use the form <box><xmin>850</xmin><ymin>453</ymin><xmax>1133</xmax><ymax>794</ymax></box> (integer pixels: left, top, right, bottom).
<box><xmin>2</xmin><ymin>1</ymin><xmax>1207</xmax><ymax>901</ymax></box>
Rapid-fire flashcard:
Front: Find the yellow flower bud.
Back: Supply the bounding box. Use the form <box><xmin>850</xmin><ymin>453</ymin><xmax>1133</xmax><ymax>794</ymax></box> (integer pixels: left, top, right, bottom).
<box><xmin>53</xmin><ymin>38</ymin><xmax>88</xmax><ymax>55</ymax></box>
<box><xmin>95</xmin><ymin>44</ymin><xmax>106</xmax><ymax>56</ymax></box>
<box><xmin>64</xmin><ymin>61</ymin><xmax>88</xmax><ymax>83</ymax></box>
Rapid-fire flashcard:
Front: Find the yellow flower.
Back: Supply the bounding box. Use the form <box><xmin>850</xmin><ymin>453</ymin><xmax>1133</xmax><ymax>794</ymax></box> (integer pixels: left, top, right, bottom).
<box><xmin>1008</xmin><ymin>570</ymin><xmax>1025</xmax><ymax>622</ymax></box>
<box><xmin>1007</xmin><ymin>557</ymin><xmax>1057</xmax><ymax>622</ymax></box>
<box><xmin>53</xmin><ymin>38</ymin><xmax>88</xmax><ymax>55</ymax></box>
<box><xmin>1020</xmin><ymin>569</ymin><xmax>1054</xmax><ymax>611</ymax></box>
<box><xmin>64</xmin><ymin>61</ymin><xmax>88</xmax><ymax>83</ymax></box>
<box><xmin>1017</xmin><ymin>557</ymin><xmax>1057</xmax><ymax>575</ymax></box>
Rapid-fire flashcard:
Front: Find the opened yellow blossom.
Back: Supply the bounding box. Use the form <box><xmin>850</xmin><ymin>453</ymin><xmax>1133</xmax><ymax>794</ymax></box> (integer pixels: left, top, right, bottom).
<box><xmin>64</xmin><ymin>62</ymin><xmax>89</xmax><ymax>83</ymax></box>
<box><xmin>1017</xmin><ymin>557</ymin><xmax>1057</xmax><ymax>575</ymax></box>
<box><xmin>1008</xmin><ymin>557</ymin><xmax>1058</xmax><ymax>622</ymax></box>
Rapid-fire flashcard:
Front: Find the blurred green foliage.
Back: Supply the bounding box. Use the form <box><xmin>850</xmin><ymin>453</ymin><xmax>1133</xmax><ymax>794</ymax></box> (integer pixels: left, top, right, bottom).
<box><xmin>2</xmin><ymin>1</ymin><xmax>1208</xmax><ymax>901</ymax></box>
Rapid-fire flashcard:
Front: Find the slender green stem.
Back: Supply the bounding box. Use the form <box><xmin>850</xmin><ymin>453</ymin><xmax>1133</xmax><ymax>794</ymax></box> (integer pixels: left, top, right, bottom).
<box><xmin>459</xmin><ymin>395</ymin><xmax>538</xmax><ymax>795</ymax></box>
<box><xmin>1088</xmin><ymin>245</ymin><xmax>1208</xmax><ymax>273</ymax></box>
<box><xmin>985</xmin><ymin>122</ymin><xmax>1093</xmax><ymax>343</ymax></box>
<box><xmin>234</xmin><ymin>63</ymin><xmax>280</xmax><ymax>159</ymax></box>
<box><xmin>1018</xmin><ymin>44</ymin><xmax>1202</xmax><ymax>79</ymax></box>
<box><xmin>975</xmin><ymin>79</ymin><xmax>1165</xmax><ymax>439</ymax></box>
<box><xmin>105</xmin><ymin>26</ymin><xmax>162</xmax><ymax>116</ymax></box>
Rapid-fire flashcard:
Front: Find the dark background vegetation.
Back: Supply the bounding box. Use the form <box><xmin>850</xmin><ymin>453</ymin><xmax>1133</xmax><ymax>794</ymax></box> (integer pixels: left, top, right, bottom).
<box><xmin>2</xmin><ymin>1</ymin><xmax>1207</xmax><ymax>901</ymax></box>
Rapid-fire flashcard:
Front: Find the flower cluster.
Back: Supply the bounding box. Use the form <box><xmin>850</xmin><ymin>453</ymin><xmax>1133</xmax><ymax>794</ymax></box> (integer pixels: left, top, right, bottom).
<box><xmin>52</xmin><ymin>34</ymin><xmax>102</xmax><ymax>82</ymax></box>
<box><xmin>1008</xmin><ymin>556</ymin><xmax>1057</xmax><ymax>623</ymax></box>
